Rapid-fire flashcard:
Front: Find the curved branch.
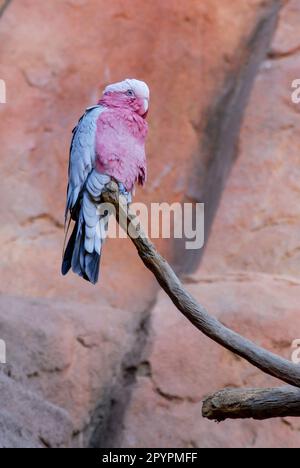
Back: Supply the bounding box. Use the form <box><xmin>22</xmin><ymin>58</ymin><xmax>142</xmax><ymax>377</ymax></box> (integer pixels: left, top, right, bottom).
<box><xmin>102</xmin><ymin>184</ymin><xmax>300</xmax><ymax>389</ymax></box>
<box><xmin>202</xmin><ymin>386</ymin><xmax>300</xmax><ymax>421</ymax></box>
<box><xmin>0</xmin><ymin>0</ymin><xmax>12</xmax><ymax>19</ymax></box>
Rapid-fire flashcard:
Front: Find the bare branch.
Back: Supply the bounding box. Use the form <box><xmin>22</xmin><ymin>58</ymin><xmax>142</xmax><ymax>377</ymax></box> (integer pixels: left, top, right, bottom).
<box><xmin>0</xmin><ymin>0</ymin><xmax>12</xmax><ymax>19</ymax></box>
<box><xmin>102</xmin><ymin>184</ymin><xmax>300</xmax><ymax>389</ymax></box>
<box><xmin>202</xmin><ymin>386</ymin><xmax>300</xmax><ymax>421</ymax></box>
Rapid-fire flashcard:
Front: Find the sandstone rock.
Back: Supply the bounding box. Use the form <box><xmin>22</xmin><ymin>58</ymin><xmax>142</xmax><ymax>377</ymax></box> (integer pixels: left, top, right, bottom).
<box><xmin>119</xmin><ymin>273</ymin><xmax>300</xmax><ymax>448</ymax></box>
<box><xmin>200</xmin><ymin>1</ymin><xmax>300</xmax><ymax>277</ymax></box>
<box><xmin>270</xmin><ymin>0</ymin><xmax>300</xmax><ymax>57</ymax></box>
<box><xmin>0</xmin><ymin>294</ymin><xmax>142</xmax><ymax>447</ymax></box>
<box><xmin>0</xmin><ymin>0</ymin><xmax>278</xmax><ymax>308</ymax></box>
<box><xmin>118</xmin><ymin>0</ymin><xmax>300</xmax><ymax>448</ymax></box>
<box><xmin>0</xmin><ymin>372</ymin><xmax>73</xmax><ymax>448</ymax></box>
<box><xmin>0</xmin><ymin>0</ymin><xmax>291</xmax><ymax>448</ymax></box>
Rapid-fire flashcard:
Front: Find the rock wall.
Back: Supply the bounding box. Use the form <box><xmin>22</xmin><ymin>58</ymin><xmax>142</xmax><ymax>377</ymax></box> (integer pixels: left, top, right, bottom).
<box><xmin>118</xmin><ymin>0</ymin><xmax>300</xmax><ymax>448</ymax></box>
<box><xmin>0</xmin><ymin>0</ymin><xmax>296</xmax><ymax>448</ymax></box>
<box><xmin>0</xmin><ymin>0</ymin><xmax>278</xmax><ymax>306</ymax></box>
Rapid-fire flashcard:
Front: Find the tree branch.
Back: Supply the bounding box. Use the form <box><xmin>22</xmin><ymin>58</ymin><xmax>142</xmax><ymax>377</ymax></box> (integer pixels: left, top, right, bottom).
<box><xmin>0</xmin><ymin>0</ymin><xmax>12</xmax><ymax>20</ymax></box>
<box><xmin>102</xmin><ymin>184</ymin><xmax>300</xmax><ymax>390</ymax></box>
<box><xmin>202</xmin><ymin>386</ymin><xmax>300</xmax><ymax>421</ymax></box>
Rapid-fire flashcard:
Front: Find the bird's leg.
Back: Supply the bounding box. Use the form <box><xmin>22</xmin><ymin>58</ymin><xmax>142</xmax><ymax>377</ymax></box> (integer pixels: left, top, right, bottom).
<box><xmin>104</xmin><ymin>182</ymin><xmax>143</xmax><ymax>240</ymax></box>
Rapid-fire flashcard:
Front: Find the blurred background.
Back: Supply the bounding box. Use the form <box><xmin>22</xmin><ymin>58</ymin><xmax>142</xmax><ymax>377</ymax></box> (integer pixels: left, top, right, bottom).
<box><xmin>0</xmin><ymin>0</ymin><xmax>300</xmax><ymax>448</ymax></box>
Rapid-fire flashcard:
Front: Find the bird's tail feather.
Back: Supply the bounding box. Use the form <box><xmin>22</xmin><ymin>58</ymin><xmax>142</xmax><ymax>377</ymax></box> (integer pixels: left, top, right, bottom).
<box><xmin>61</xmin><ymin>212</ymin><xmax>105</xmax><ymax>284</ymax></box>
<box><xmin>62</xmin><ymin>173</ymin><xmax>132</xmax><ymax>284</ymax></box>
<box><xmin>61</xmin><ymin>217</ymin><xmax>79</xmax><ymax>277</ymax></box>
<box><xmin>61</xmin><ymin>189</ymin><xmax>109</xmax><ymax>284</ymax></box>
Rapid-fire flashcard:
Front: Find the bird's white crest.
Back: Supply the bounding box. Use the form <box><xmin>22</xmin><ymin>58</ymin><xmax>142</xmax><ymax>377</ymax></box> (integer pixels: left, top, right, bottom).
<box><xmin>104</xmin><ymin>78</ymin><xmax>150</xmax><ymax>100</ymax></box>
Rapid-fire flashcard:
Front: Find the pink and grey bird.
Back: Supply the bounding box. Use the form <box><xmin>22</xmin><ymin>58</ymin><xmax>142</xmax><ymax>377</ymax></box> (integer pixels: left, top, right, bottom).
<box><xmin>62</xmin><ymin>78</ymin><xmax>149</xmax><ymax>284</ymax></box>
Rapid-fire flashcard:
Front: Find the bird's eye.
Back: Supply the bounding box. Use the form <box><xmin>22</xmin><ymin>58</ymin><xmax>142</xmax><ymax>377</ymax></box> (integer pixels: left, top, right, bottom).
<box><xmin>126</xmin><ymin>89</ymin><xmax>134</xmax><ymax>97</ymax></box>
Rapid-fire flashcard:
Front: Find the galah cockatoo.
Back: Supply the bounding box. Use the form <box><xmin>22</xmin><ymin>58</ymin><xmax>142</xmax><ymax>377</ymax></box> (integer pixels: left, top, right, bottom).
<box><xmin>62</xmin><ymin>78</ymin><xmax>149</xmax><ymax>284</ymax></box>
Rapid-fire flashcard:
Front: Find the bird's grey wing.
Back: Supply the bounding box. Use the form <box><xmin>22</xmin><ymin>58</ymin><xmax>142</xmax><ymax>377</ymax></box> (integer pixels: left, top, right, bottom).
<box><xmin>65</xmin><ymin>105</ymin><xmax>105</xmax><ymax>221</ymax></box>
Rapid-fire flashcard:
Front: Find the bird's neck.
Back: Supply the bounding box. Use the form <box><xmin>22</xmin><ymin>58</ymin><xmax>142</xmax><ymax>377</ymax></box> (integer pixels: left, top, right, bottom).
<box><xmin>98</xmin><ymin>93</ymin><xmax>133</xmax><ymax>112</ymax></box>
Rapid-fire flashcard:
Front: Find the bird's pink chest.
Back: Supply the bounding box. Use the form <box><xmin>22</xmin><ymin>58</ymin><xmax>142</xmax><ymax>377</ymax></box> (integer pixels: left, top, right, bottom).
<box><xmin>95</xmin><ymin>108</ymin><xmax>148</xmax><ymax>190</ymax></box>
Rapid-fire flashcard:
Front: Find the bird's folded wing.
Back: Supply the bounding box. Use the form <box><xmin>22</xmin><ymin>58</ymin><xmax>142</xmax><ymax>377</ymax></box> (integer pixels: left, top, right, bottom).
<box><xmin>65</xmin><ymin>105</ymin><xmax>105</xmax><ymax>221</ymax></box>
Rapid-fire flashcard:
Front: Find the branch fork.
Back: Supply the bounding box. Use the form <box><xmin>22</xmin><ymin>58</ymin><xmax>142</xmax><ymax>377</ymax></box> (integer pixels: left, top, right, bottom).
<box><xmin>102</xmin><ymin>184</ymin><xmax>300</xmax><ymax>421</ymax></box>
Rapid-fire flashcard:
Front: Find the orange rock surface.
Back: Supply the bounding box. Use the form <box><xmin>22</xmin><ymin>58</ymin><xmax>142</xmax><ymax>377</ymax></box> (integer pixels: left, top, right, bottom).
<box><xmin>120</xmin><ymin>273</ymin><xmax>300</xmax><ymax>448</ymax></box>
<box><xmin>119</xmin><ymin>0</ymin><xmax>300</xmax><ymax>448</ymax></box>
<box><xmin>0</xmin><ymin>0</ymin><xmax>298</xmax><ymax>448</ymax></box>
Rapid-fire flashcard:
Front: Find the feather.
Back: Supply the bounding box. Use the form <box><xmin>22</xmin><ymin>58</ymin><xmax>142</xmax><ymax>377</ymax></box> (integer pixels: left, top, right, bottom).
<box><xmin>66</xmin><ymin>105</ymin><xmax>105</xmax><ymax>217</ymax></box>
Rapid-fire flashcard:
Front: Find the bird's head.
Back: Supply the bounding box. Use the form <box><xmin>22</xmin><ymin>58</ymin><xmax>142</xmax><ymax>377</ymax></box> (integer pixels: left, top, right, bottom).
<box><xmin>102</xmin><ymin>78</ymin><xmax>150</xmax><ymax>118</ymax></box>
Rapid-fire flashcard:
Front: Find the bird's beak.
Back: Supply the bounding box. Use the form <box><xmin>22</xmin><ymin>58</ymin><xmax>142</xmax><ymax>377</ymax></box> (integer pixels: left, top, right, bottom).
<box><xmin>142</xmin><ymin>98</ymin><xmax>149</xmax><ymax>118</ymax></box>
